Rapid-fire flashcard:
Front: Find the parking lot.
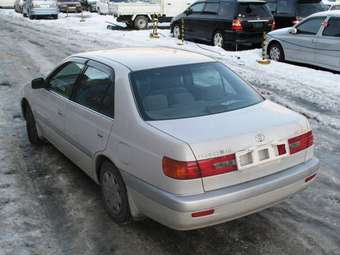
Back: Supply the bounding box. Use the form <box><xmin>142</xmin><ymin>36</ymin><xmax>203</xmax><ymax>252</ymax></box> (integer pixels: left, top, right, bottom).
<box><xmin>0</xmin><ymin>10</ymin><xmax>339</xmax><ymax>255</ymax></box>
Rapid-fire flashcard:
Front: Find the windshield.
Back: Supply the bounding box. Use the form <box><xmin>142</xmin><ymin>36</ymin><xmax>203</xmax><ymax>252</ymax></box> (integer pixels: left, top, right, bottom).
<box><xmin>130</xmin><ymin>62</ymin><xmax>263</xmax><ymax>121</ymax></box>
<box><xmin>297</xmin><ymin>3</ymin><xmax>327</xmax><ymax>17</ymax></box>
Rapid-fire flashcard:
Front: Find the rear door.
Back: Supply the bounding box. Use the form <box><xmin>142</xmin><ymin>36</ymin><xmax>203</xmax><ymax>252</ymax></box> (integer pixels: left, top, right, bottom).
<box><xmin>64</xmin><ymin>60</ymin><xmax>115</xmax><ymax>176</ymax></box>
<box><xmin>237</xmin><ymin>2</ymin><xmax>274</xmax><ymax>33</ymax></box>
<box><xmin>285</xmin><ymin>16</ymin><xmax>325</xmax><ymax>63</ymax></box>
<box><xmin>197</xmin><ymin>1</ymin><xmax>220</xmax><ymax>42</ymax></box>
<box><xmin>314</xmin><ymin>16</ymin><xmax>340</xmax><ymax>70</ymax></box>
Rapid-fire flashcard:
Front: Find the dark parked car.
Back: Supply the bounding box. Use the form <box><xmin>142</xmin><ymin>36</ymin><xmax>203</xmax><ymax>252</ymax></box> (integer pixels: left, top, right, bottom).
<box><xmin>57</xmin><ymin>0</ymin><xmax>82</xmax><ymax>12</ymax></box>
<box><xmin>265</xmin><ymin>0</ymin><xmax>327</xmax><ymax>28</ymax></box>
<box><xmin>171</xmin><ymin>0</ymin><xmax>275</xmax><ymax>50</ymax></box>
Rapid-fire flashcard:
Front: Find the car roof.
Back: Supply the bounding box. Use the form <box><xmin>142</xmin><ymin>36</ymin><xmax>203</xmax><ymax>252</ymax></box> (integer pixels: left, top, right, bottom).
<box><xmin>310</xmin><ymin>10</ymin><xmax>340</xmax><ymax>17</ymax></box>
<box><xmin>73</xmin><ymin>47</ymin><xmax>215</xmax><ymax>71</ymax></box>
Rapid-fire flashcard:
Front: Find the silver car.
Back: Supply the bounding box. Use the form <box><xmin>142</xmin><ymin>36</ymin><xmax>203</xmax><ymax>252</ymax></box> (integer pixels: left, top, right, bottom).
<box><xmin>266</xmin><ymin>11</ymin><xmax>340</xmax><ymax>72</ymax></box>
<box><xmin>21</xmin><ymin>48</ymin><xmax>319</xmax><ymax>230</ymax></box>
<box><xmin>23</xmin><ymin>0</ymin><xmax>59</xmax><ymax>19</ymax></box>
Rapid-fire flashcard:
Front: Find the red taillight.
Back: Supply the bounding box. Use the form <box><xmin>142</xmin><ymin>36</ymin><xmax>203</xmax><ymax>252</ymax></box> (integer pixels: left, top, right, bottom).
<box><xmin>277</xmin><ymin>144</ymin><xmax>287</xmax><ymax>156</ymax></box>
<box><xmin>232</xmin><ymin>18</ymin><xmax>243</xmax><ymax>31</ymax></box>
<box><xmin>162</xmin><ymin>157</ymin><xmax>201</xmax><ymax>180</ymax></box>
<box><xmin>191</xmin><ymin>209</ymin><xmax>215</xmax><ymax>218</ymax></box>
<box><xmin>162</xmin><ymin>154</ymin><xmax>238</xmax><ymax>180</ymax></box>
<box><xmin>271</xmin><ymin>20</ymin><xmax>276</xmax><ymax>30</ymax></box>
<box><xmin>198</xmin><ymin>154</ymin><xmax>238</xmax><ymax>177</ymax></box>
<box><xmin>288</xmin><ymin>131</ymin><xmax>313</xmax><ymax>155</ymax></box>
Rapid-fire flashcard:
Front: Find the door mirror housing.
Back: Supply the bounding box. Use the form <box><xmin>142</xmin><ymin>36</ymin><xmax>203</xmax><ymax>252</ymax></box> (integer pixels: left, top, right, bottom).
<box><xmin>31</xmin><ymin>77</ymin><xmax>46</xmax><ymax>89</ymax></box>
<box><xmin>184</xmin><ymin>8</ymin><xmax>192</xmax><ymax>15</ymax></box>
<box><xmin>290</xmin><ymin>28</ymin><xmax>298</xmax><ymax>34</ymax></box>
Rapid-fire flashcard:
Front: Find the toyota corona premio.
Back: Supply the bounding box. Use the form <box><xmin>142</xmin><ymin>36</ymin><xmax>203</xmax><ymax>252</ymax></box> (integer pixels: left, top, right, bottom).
<box><xmin>21</xmin><ymin>48</ymin><xmax>319</xmax><ymax>230</ymax></box>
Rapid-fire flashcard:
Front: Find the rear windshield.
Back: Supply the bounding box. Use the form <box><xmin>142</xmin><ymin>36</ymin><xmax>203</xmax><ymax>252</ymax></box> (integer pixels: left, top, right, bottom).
<box><xmin>130</xmin><ymin>62</ymin><xmax>263</xmax><ymax>121</ymax></box>
<box><xmin>297</xmin><ymin>3</ymin><xmax>327</xmax><ymax>17</ymax></box>
<box><xmin>238</xmin><ymin>3</ymin><xmax>272</xmax><ymax>18</ymax></box>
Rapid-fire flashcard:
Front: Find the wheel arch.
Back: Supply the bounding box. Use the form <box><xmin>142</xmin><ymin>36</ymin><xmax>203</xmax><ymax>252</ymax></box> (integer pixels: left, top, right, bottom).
<box><xmin>267</xmin><ymin>40</ymin><xmax>283</xmax><ymax>55</ymax></box>
<box><xmin>95</xmin><ymin>154</ymin><xmax>119</xmax><ymax>183</ymax></box>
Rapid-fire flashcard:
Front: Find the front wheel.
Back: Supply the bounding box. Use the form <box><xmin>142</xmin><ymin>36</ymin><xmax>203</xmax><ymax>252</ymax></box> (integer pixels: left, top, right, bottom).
<box><xmin>213</xmin><ymin>31</ymin><xmax>224</xmax><ymax>48</ymax></box>
<box><xmin>173</xmin><ymin>24</ymin><xmax>181</xmax><ymax>39</ymax></box>
<box><xmin>268</xmin><ymin>42</ymin><xmax>285</xmax><ymax>62</ymax></box>
<box><xmin>100</xmin><ymin>161</ymin><xmax>131</xmax><ymax>224</ymax></box>
<box><xmin>25</xmin><ymin>106</ymin><xmax>43</xmax><ymax>146</ymax></box>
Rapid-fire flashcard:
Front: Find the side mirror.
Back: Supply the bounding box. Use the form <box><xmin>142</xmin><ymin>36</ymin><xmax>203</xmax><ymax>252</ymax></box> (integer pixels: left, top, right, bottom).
<box><xmin>31</xmin><ymin>77</ymin><xmax>46</xmax><ymax>89</ymax></box>
<box><xmin>184</xmin><ymin>8</ymin><xmax>192</xmax><ymax>15</ymax></box>
<box><xmin>290</xmin><ymin>28</ymin><xmax>297</xmax><ymax>34</ymax></box>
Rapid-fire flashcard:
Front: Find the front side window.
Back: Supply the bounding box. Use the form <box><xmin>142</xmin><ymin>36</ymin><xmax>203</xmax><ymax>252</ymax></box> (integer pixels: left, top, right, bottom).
<box><xmin>297</xmin><ymin>3</ymin><xmax>327</xmax><ymax>17</ymax></box>
<box><xmin>323</xmin><ymin>17</ymin><xmax>340</xmax><ymax>37</ymax></box>
<box><xmin>296</xmin><ymin>17</ymin><xmax>325</xmax><ymax>35</ymax></box>
<box><xmin>73</xmin><ymin>66</ymin><xmax>114</xmax><ymax>117</ymax></box>
<box><xmin>130</xmin><ymin>62</ymin><xmax>263</xmax><ymax>121</ymax></box>
<box><xmin>190</xmin><ymin>2</ymin><xmax>205</xmax><ymax>13</ymax></box>
<box><xmin>48</xmin><ymin>62</ymin><xmax>84</xmax><ymax>98</ymax></box>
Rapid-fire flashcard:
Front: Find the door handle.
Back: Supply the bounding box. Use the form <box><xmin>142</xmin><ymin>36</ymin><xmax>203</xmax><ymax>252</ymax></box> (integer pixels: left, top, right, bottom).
<box><xmin>57</xmin><ymin>111</ymin><xmax>63</xmax><ymax>116</ymax></box>
<box><xmin>97</xmin><ymin>133</ymin><xmax>103</xmax><ymax>138</ymax></box>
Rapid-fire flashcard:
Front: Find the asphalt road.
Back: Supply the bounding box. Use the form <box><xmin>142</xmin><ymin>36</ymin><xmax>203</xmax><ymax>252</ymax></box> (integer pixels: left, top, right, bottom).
<box><xmin>0</xmin><ymin>15</ymin><xmax>339</xmax><ymax>255</ymax></box>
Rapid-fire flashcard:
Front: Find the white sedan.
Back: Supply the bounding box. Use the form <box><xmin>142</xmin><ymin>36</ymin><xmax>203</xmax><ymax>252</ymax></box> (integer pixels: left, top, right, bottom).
<box><xmin>21</xmin><ymin>48</ymin><xmax>319</xmax><ymax>230</ymax></box>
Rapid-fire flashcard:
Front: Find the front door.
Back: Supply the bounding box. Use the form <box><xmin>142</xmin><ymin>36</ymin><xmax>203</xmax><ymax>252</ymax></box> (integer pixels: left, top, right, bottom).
<box><xmin>285</xmin><ymin>16</ymin><xmax>325</xmax><ymax>63</ymax></box>
<box><xmin>64</xmin><ymin>60</ymin><xmax>115</xmax><ymax>177</ymax></box>
<box><xmin>34</xmin><ymin>60</ymin><xmax>85</xmax><ymax>150</ymax></box>
<box><xmin>314</xmin><ymin>17</ymin><xmax>340</xmax><ymax>70</ymax></box>
<box><xmin>183</xmin><ymin>1</ymin><xmax>205</xmax><ymax>40</ymax></box>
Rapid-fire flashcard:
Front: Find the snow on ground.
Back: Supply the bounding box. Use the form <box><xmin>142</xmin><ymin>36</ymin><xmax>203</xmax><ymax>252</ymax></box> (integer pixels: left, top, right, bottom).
<box><xmin>1</xmin><ymin>10</ymin><xmax>340</xmax><ymax>131</ymax></box>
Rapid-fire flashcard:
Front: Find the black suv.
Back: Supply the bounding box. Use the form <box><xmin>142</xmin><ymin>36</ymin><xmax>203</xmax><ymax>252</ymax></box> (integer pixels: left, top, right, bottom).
<box><xmin>265</xmin><ymin>0</ymin><xmax>327</xmax><ymax>28</ymax></box>
<box><xmin>170</xmin><ymin>0</ymin><xmax>274</xmax><ymax>50</ymax></box>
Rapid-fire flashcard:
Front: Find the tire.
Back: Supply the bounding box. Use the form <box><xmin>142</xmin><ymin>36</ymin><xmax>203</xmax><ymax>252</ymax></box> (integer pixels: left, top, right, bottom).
<box><xmin>213</xmin><ymin>31</ymin><xmax>224</xmax><ymax>48</ymax></box>
<box><xmin>268</xmin><ymin>42</ymin><xmax>285</xmax><ymax>62</ymax></box>
<box><xmin>173</xmin><ymin>24</ymin><xmax>181</xmax><ymax>39</ymax></box>
<box><xmin>134</xmin><ymin>16</ymin><xmax>148</xmax><ymax>30</ymax></box>
<box><xmin>100</xmin><ymin>161</ymin><xmax>130</xmax><ymax>224</ymax></box>
<box><xmin>53</xmin><ymin>14</ymin><xmax>58</xmax><ymax>19</ymax></box>
<box><xmin>25</xmin><ymin>105</ymin><xmax>43</xmax><ymax>146</ymax></box>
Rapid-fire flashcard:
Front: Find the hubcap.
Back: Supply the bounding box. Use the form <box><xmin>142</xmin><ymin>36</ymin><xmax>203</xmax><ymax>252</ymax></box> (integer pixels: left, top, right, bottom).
<box><xmin>270</xmin><ymin>46</ymin><xmax>281</xmax><ymax>61</ymax></box>
<box><xmin>137</xmin><ymin>19</ymin><xmax>146</xmax><ymax>29</ymax></box>
<box><xmin>214</xmin><ymin>33</ymin><xmax>223</xmax><ymax>47</ymax></box>
<box><xmin>102</xmin><ymin>171</ymin><xmax>122</xmax><ymax>215</ymax></box>
<box><xmin>174</xmin><ymin>26</ymin><xmax>180</xmax><ymax>38</ymax></box>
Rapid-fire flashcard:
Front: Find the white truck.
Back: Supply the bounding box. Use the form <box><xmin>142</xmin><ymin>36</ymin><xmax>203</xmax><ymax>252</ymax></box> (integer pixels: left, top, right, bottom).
<box><xmin>0</xmin><ymin>0</ymin><xmax>15</xmax><ymax>8</ymax></box>
<box><xmin>111</xmin><ymin>0</ymin><xmax>195</xmax><ymax>29</ymax></box>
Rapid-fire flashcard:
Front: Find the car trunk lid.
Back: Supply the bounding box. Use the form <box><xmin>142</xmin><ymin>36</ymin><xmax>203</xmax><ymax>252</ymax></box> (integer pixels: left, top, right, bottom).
<box><xmin>148</xmin><ymin>101</ymin><xmax>311</xmax><ymax>192</ymax></box>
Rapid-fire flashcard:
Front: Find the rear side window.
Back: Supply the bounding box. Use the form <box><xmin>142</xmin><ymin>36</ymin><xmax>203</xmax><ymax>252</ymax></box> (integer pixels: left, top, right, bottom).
<box><xmin>204</xmin><ymin>2</ymin><xmax>219</xmax><ymax>14</ymax></box>
<box><xmin>323</xmin><ymin>17</ymin><xmax>340</xmax><ymax>37</ymax></box>
<box><xmin>237</xmin><ymin>3</ymin><xmax>272</xmax><ymax>18</ymax></box>
<box><xmin>219</xmin><ymin>1</ymin><xmax>236</xmax><ymax>18</ymax></box>
<box><xmin>296</xmin><ymin>17</ymin><xmax>325</xmax><ymax>35</ymax></box>
<box><xmin>73</xmin><ymin>66</ymin><xmax>114</xmax><ymax>117</ymax></box>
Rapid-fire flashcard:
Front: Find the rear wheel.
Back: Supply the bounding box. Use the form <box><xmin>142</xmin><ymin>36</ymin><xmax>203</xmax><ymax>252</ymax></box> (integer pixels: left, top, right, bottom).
<box><xmin>100</xmin><ymin>161</ymin><xmax>131</xmax><ymax>224</ymax></box>
<box><xmin>213</xmin><ymin>31</ymin><xmax>224</xmax><ymax>48</ymax></box>
<box><xmin>134</xmin><ymin>16</ymin><xmax>148</xmax><ymax>30</ymax></box>
<box><xmin>25</xmin><ymin>105</ymin><xmax>43</xmax><ymax>146</ymax></box>
<box><xmin>173</xmin><ymin>24</ymin><xmax>181</xmax><ymax>39</ymax></box>
<box><xmin>268</xmin><ymin>42</ymin><xmax>285</xmax><ymax>62</ymax></box>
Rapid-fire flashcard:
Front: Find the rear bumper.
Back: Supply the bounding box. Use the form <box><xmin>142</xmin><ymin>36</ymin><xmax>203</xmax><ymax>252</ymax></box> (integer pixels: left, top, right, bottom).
<box><xmin>31</xmin><ymin>7</ymin><xmax>58</xmax><ymax>15</ymax></box>
<box><xmin>59</xmin><ymin>5</ymin><xmax>81</xmax><ymax>12</ymax></box>
<box><xmin>224</xmin><ymin>31</ymin><xmax>270</xmax><ymax>46</ymax></box>
<box><xmin>124</xmin><ymin>157</ymin><xmax>319</xmax><ymax>230</ymax></box>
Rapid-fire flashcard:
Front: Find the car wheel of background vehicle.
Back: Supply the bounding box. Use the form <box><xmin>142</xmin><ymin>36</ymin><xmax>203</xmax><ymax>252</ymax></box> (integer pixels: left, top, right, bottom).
<box><xmin>134</xmin><ymin>16</ymin><xmax>148</xmax><ymax>30</ymax></box>
<box><xmin>268</xmin><ymin>42</ymin><xmax>284</xmax><ymax>62</ymax></box>
<box><xmin>213</xmin><ymin>31</ymin><xmax>224</xmax><ymax>48</ymax></box>
<box><xmin>173</xmin><ymin>24</ymin><xmax>181</xmax><ymax>39</ymax></box>
<box><xmin>100</xmin><ymin>161</ymin><xmax>131</xmax><ymax>224</ymax></box>
<box><xmin>53</xmin><ymin>14</ymin><xmax>58</xmax><ymax>19</ymax></box>
<box><xmin>25</xmin><ymin>105</ymin><xmax>43</xmax><ymax>146</ymax></box>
